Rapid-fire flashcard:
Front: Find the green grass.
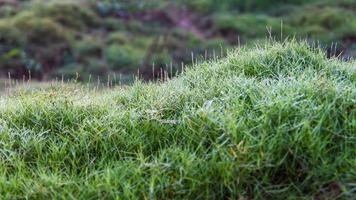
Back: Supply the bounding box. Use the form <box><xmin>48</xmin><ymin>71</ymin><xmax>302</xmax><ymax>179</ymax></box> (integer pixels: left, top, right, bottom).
<box><xmin>0</xmin><ymin>41</ymin><xmax>355</xmax><ymax>199</ymax></box>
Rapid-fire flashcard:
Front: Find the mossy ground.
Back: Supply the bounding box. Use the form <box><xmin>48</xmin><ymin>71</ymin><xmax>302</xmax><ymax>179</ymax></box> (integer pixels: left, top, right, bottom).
<box><xmin>0</xmin><ymin>41</ymin><xmax>355</xmax><ymax>199</ymax></box>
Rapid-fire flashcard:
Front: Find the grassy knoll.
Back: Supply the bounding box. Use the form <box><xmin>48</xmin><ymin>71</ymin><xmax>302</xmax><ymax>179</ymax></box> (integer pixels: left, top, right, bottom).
<box><xmin>0</xmin><ymin>41</ymin><xmax>355</xmax><ymax>199</ymax></box>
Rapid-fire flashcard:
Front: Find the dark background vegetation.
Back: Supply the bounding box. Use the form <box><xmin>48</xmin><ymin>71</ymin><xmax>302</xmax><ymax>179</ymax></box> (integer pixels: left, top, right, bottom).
<box><xmin>0</xmin><ymin>0</ymin><xmax>355</xmax><ymax>81</ymax></box>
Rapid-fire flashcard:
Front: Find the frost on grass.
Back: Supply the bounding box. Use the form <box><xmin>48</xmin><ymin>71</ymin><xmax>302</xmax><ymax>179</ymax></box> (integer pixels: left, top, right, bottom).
<box><xmin>0</xmin><ymin>41</ymin><xmax>355</xmax><ymax>199</ymax></box>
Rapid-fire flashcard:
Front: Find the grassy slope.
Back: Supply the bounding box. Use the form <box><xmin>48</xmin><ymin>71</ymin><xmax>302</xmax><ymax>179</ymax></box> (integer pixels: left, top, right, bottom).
<box><xmin>0</xmin><ymin>41</ymin><xmax>355</xmax><ymax>199</ymax></box>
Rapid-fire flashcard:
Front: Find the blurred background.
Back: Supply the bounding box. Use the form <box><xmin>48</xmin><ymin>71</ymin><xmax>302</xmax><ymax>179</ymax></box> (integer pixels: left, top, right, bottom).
<box><xmin>0</xmin><ymin>0</ymin><xmax>355</xmax><ymax>85</ymax></box>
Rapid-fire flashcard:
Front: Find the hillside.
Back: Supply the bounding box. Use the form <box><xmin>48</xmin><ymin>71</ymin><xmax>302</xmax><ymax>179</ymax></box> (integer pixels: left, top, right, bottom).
<box><xmin>0</xmin><ymin>41</ymin><xmax>355</xmax><ymax>199</ymax></box>
<box><xmin>0</xmin><ymin>0</ymin><xmax>355</xmax><ymax>81</ymax></box>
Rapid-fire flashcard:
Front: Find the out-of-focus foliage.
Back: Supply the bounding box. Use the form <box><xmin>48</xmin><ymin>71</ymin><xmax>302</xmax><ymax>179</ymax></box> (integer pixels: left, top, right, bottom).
<box><xmin>0</xmin><ymin>0</ymin><xmax>355</xmax><ymax>81</ymax></box>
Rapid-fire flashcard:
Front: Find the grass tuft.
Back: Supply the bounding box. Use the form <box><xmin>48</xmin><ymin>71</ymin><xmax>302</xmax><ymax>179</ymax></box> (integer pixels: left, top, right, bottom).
<box><xmin>0</xmin><ymin>41</ymin><xmax>355</xmax><ymax>199</ymax></box>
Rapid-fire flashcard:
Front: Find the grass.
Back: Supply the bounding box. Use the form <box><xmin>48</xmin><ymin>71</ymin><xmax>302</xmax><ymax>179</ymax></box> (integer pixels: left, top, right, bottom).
<box><xmin>0</xmin><ymin>41</ymin><xmax>355</xmax><ymax>199</ymax></box>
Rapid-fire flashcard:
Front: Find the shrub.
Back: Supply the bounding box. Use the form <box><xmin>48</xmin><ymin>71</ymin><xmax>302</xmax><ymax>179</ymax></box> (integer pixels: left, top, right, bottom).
<box><xmin>13</xmin><ymin>12</ymin><xmax>69</xmax><ymax>47</ymax></box>
<box><xmin>0</xmin><ymin>11</ymin><xmax>73</xmax><ymax>77</ymax></box>
<box><xmin>288</xmin><ymin>6</ymin><xmax>356</xmax><ymax>42</ymax></box>
<box><xmin>52</xmin><ymin>60</ymin><xmax>109</xmax><ymax>81</ymax></box>
<box><xmin>106</xmin><ymin>32</ymin><xmax>130</xmax><ymax>45</ymax></box>
<box><xmin>105</xmin><ymin>44</ymin><xmax>142</xmax><ymax>71</ymax></box>
<box><xmin>176</xmin><ymin>0</ymin><xmax>318</xmax><ymax>13</ymax></box>
<box><xmin>52</xmin><ymin>63</ymin><xmax>84</xmax><ymax>79</ymax></box>
<box><xmin>12</xmin><ymin>12</ymin><xmax>71</xmax><ymax>71</ymax></box>
<box><xmin>32</xmin><ymin>3</ymin><xmax>99</xmax><ymax>30</ymax></box>
<box><xmin>0</xmin><ymin>19</ymin><xmax>24</xmax><ymax>46</ymax></box>
<box><xmin>86</xmin><ymin>59</ymin><xmax>109</xmax><ymax>77</ymax></box>
<box><xmin>102</xmin><ymin>17</ymin><xmax>126</xmax><ymax>31</ymax></box>
<box><xmin>289</xmin><ymin>7</ymin><xmax>351</xmax><ymax>30</ymax></box>
<box><xmin>0</xmin><ymin>5</ymin><xmax>18</xmax><ymax>17</ymax></box>
<box><xmin>72</xmin><ymin>37</ymin><xmax>103</xmax><ymax>60</ymax></box>
<box><xmin>214</xmin><ymin>14</ymin><xmax>293</xmax><ymax>41</ymax></box>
